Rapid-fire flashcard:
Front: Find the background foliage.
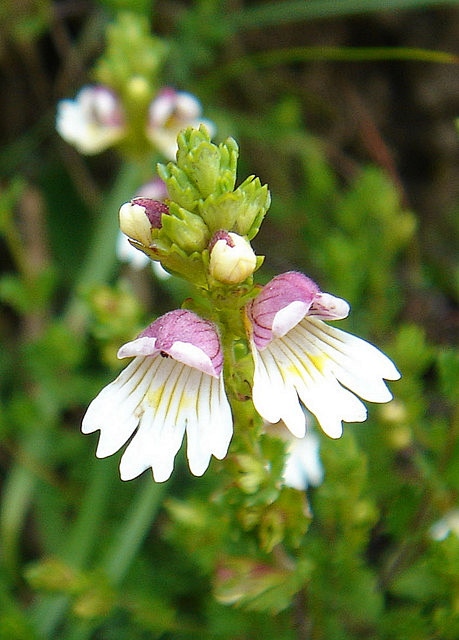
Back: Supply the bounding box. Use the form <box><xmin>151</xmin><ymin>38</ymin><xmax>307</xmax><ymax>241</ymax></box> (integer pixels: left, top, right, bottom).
<box><xmin>0</xmin><ymin>1</ymin><xmax>458</xmax><ymax>638</ymax></box>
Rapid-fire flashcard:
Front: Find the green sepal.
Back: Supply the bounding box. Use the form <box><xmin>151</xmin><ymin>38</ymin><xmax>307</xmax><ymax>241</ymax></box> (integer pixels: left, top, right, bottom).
<box><xmin>157</xmin><ymin>162</ymin><xmax>201</xmax><ymax>213</ymax></box>
<box><xmin>198</xmin><ymin>174</ymin><xmax>270</xmax><ymax>237</ymax></box>
<box><xmin>255</xmin><ymin>254</ymin><xmax>265</xmax><ymax>271</ymax></box>
<box><xmin>159</xmin><ymin>202</ymin><xmax>210</xmax><ymax>254</ymax></box>
<box><xmin>234</xmin><ymin>175</ymin><xmax>271</xmax><ymax>239</ymax></box>
<box><xmin>176</xmin><ymin>129</ymin><xmax>221</xmax><ymax>199</ymax></box>
<box><xmin>199</xmin><ymin>191</ymin><xmax>244</xmax><ymax>235</ymax></box>
<box><xmin>215</xmin><ymin>136</ymin><xmax>239</xmax><ymax>194</ymax></box>
<box><xmin>127</xmin><ymin>240</ymin><xmax>208</xmax><ymax>287</ymax></box>
<box><xmin>175</xmin><ymin>126</ymin><xmax>239</xmax><ymax>199</ymax></box>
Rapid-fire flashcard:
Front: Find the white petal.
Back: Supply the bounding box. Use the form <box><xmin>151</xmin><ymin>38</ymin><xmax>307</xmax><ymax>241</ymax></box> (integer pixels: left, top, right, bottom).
<box><xmin>296</xmin><ymin>318</ymin><xmax>400</xmax><ymax>401</ymax></box>
<box><xmin>309</xmin><ymin>292</ymin><xmax>350</xmax><ymax>320</ymax></box>
<box><xmin>186</xmin><ymin>372</ymin><xmax>232</xmax><ymax>475</ymax></box>
<box><xmin>118</xmin><ymin>337</ymin><xmax>158</xmax><ymax>359</ymax></box>
<box><xmin>252</xmin><ymin>344</ymin><xmax>307</xmax><ymax>438</ymax></box>
<box><xmin>169</xmin><ymin>341</ymin><xmax>216</xmax><ymax>377</ymax></box>
<box><xmin>83</xmin><ymin>342</ymin><xmax>232</xmax><ymax>482</ymax></box>
<box><xmin>119</xmin><ymin>358</ymin><xmax>190</xmax><ymax>481</ymax></box>
<box><xmin>82</xmin><ymin>357</ymin><xmax>155</xmax><ymax>456</ymax></box>
<box><xmin>175</xmin><ymin>92</ymin><xmax>202</xmax><ymax>119</ymax></box>
<box><xmin>268</xmin><ymin>336</ymin><xmax>366</xmax><ymax>438</ymax></box>
<box><xmin>211</xmin><ymin>374</ymin><xmax>233</xmax><ymax>458</ymax></box>
<box><xmin>272</xmin><ymin>300</ymin><xmax>311</xmax><ymax>338</ymax></box>
<box><xmin>186</xmin><ymin>373</ymin><xmax>212</xmax><ymax>476</ymax></box>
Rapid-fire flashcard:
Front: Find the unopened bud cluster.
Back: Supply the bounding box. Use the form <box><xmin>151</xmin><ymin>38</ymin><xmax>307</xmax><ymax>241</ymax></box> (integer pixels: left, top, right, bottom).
<box><xmin>119</xmin><ymin>126</ymin><xmax>268</xmax><ymax>288</ymax></box>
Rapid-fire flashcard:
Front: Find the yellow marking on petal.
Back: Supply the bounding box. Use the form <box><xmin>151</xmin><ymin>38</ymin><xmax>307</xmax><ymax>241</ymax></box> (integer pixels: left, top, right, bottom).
<box><xmin>177</xmin><ymin>390</ymin><xmax>193</xmax><ymax>412</ymax></box>
<box><xmin>308</xmin><ymin>353</ymin><xmax>328</xmax><ymax>373</ymax></box>
<box><xmin>286</xmin><ymin>352</ymin><xmax>328</xmax><ymax>377</ymax></box>
<box><xmin>146</xmin><ymin>388</ymin><xmax>163</xmax><ymax>408</ymax></box>
<box><xmin>286</xmin><ymin>362</ymin><xmax>304</xmax><ymax>378</ymax></box>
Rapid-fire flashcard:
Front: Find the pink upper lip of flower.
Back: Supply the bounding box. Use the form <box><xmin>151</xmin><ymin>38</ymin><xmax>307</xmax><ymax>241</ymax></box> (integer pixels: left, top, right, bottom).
<box><xmin>246</xmin><ymin>271</ymin><xmax>350</xmax><ymax>350</ymax></box>
<box><xmin>117</xmin><ymin>309</ymin><xmax>224</xmax><ymax>378</ymax></box>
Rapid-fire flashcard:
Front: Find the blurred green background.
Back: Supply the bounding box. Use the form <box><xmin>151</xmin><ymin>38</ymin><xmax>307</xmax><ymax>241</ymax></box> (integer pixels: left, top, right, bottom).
<box><xmin>0</xmin><ymin>1</ymin><xmax>458</xmax><ymax>638</ymax></box>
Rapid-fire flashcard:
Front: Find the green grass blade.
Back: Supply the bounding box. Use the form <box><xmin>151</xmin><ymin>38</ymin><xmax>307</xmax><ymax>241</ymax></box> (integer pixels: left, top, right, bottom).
<box><xmin>228</xmin><ymin>0</ymin><xmax>459</xmax><ymax>30</ymax></box>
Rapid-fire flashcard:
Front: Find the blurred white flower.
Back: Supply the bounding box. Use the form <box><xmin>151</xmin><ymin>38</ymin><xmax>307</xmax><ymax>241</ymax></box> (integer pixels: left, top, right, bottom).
<box><xmin>56</xmin><ymin>85</ymin><xmax>125</xmax><ymax>154</ymax></box>
<box><xmin>268</xmin><ymin>421</ymin><xmax>324</xmax><ymax>491</ymax></box>
<box><xmin>283</xmin><ymin>431</ymin><xmax>324</xmax><ymax>491</ymax></box>
<box><xmin>246</xmin><ymin>271</ymin><xmax>401</xmax><ymax>439</ymax></box>
<box><xmin>82</xmin><ymin>310</ymin><xmax>233</xmax><ymax>482</ymax></box>
<box><xmin>147</xmin><ymin>88</ymin><xmax>216</xmax><ymax>160</ymax></box>
<box><xmin>116</xmin><ymin>230</ymin><xmax>150</xmax><ymax>270</ymax></box>
<box><xmin>429</xmin><ymin>509</ymin><xmax>459</xmax><ymax>541</ymax></box>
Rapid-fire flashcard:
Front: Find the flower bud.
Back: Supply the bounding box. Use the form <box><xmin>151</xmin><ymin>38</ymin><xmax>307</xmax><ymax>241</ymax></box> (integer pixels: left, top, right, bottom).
<box><xmin>209</xmin><ymin>231</ymin><xmax>257</xmax><ymax>284</ymax></box>
<box><xmin>119</xmin><ymin>198</ymin><xmax>169</xmax><ymax>246</ymax></box>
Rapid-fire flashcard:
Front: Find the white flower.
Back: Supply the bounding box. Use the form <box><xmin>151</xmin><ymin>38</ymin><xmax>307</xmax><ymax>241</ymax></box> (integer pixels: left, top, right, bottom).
<box><xmin>429</xmin><ymin>509</ymin><xmax>459</xmax><ymax>541</ymax></box>
<box><xmin>116</xmin><ymin>231</ymin><xmax>151</xmax><ymax>270</ymax></box>
<box><xmin>246</xmin><ymin>271</ymin><xmax>401</xmax><ymax>439</ymax></box>
<box><xmin>56</xmin><ymin>85</ymin><xmax>125</xmax><ymax>154</ymax></box>
<box><xmin>147</xmin><ymin>88</ymin><xmax>216</xmax><ymax>160</ymax></box>
<box><xmin>268</xmin><ymin>422</ymin><xmax>324</xmax><ymax>491</ymax></box>
<box><xmin>283</xmin><ymin>431</ymin><xmax>324</xmax><ymax>491</ymax></box>
<box><xmin>82</xmin><ymin>310</ymin><xmax>233</xmax><ymax>482</ymax></box>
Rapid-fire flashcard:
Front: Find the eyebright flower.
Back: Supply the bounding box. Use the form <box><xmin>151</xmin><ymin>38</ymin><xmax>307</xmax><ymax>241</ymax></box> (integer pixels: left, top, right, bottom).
<box><xmin>56</xmin><ymin>85</ymin><xmax>125</xmax><ymax>154</ymax></box>
<box><xmin>147</xmin><ymin>88</ymin><xmax>215</xmax><ymax>160</ymax></box>
<box><xmin>82</xmin><ymin>310</ymin><xmax>233</xmax><ymax>482</ymax></box>
<box><xmin>209</xmin><ymin>231</ymin><xmax>257</xmax><ymax>284</ymax></box>
<box><xmin>246</xmin><ymin>271</ymin><xmax>401</xmax><ymax>439</ymax></box>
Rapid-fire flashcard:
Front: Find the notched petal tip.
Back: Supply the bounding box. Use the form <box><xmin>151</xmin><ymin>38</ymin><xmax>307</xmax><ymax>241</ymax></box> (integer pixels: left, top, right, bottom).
<box><xmin>310</xmin><ymin>292</ymin><xmax>350</xmax><ymax>320</ymax></box>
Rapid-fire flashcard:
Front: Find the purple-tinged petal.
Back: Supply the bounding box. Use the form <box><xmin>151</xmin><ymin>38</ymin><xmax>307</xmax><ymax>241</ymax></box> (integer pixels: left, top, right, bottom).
<box><xmin>246</xmin><ymin>272</ymin><xmax>320</xmax><ymax>350</ymax></box>
<box><xmin>135</xmin><ymin>177</ymin><xmax>169</xmax><ymax>201</ymax></box>
<box><xmin>148</xmin><ymin>87</ymin><xmax>178</xmax><ymax>127</ymax></box>
<box><xmin>118</xmin><ymin>310</ymin><xmax>223</xmax><ymax>378</ymax></box>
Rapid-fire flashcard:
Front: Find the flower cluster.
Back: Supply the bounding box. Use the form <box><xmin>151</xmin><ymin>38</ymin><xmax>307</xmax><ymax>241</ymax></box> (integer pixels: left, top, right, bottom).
<box><xmin>82</xmin><ymin>125</ymin><xmax>400</xmax><ymax>485</ymax></box>
<box><xmin>57</xmin><ymin>85</ymin><xmax>213</xmax><ymax>158</ymax></box>
<box><xmin>83</xmin><ymin>267</ymin><xmax>400</xmax><ymax>481</ymax></box>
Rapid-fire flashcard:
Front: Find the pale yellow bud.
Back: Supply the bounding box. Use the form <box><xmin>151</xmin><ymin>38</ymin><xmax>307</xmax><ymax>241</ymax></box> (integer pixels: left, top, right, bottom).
<box><xmin>209</xmin><ymin>231</ymin><xmax>257</xmax><ymax>284</ymax></box>
<box><xmin>126</xmin><ymin>76</ymin><xmax>150</xmax><ymax>101</ymax></box>
<box><xmin>119</xmin><ymin>201</ymin><xmax>152</xmax><ymax>246</ymax></box>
